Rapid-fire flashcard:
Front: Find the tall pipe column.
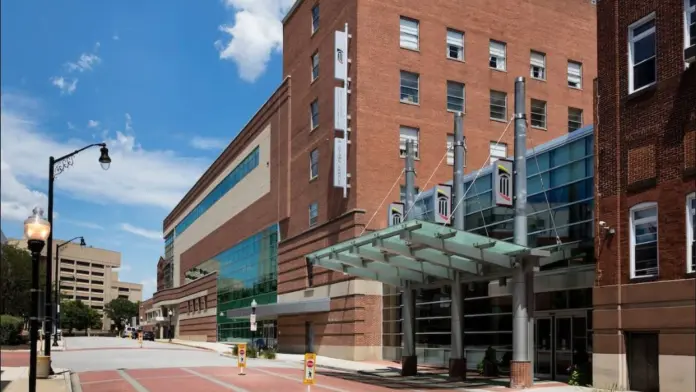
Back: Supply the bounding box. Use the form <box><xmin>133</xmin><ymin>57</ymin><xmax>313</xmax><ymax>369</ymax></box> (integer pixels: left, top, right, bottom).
<box><xmin>510</xmin><ymin>77</ymin><xmax>532</xmax><ymax>388</ymax></box>
<box><xmin>401</xmin><ymin>139</ymin><xmax>418</xmax><ymax>376</ymax></box>
<box><xmin>449</xmin><ymin>112</ymin><xmax>467</xmax><ymax>379</ymax></box>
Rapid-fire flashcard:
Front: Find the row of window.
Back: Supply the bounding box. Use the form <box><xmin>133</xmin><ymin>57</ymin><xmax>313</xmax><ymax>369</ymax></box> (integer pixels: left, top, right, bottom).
<box><xmin>186</xmin><ymin>296</ymin><xmax>208</xmax><ymax>314</ymax></box>
<box><xmin>399</xmin><ymin>17</ymin><xmax>584</xmax><ymax>89</ymax></box>
<box><xmin>628</xmin><ymin>3</ymin><xmax>695</xmax><ymax>94</ymax></box>
<box><xmin>629</xmin><ymin>193</ymin><xmax>696</xmax><ymax>278</ymax></box>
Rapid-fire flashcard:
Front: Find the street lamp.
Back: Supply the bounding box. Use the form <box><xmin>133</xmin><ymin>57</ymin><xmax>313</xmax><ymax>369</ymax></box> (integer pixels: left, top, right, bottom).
<box><xmin>168</xmin><ymin>309</ymin><xmax>173</xmax><ymax>343</ymax></box>
<box><xmin>44</xmin><ymin>143</ymin><xmax>111</xmax><ymax>358</ymax></box>
<box><xmin>53</xmin><ymin>236</ymin><xmax>86</xmax><ymax>347</ymax></box>
<box><xmin>250</xmin><ymin>300</ymin><xmax>257</xmax><ymax>349</ymax></box>
<box><xmin>24</xmin><ymin>207</ymin><xmax>51</xmax><ymax>392</ymax></box>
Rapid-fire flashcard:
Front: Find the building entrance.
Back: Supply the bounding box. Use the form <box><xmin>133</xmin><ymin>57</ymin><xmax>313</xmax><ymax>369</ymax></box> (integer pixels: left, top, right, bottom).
<box><xmin>535</xmin><ymin>310</ymin><xmax>589</xmax><ymax>381</ymax></box>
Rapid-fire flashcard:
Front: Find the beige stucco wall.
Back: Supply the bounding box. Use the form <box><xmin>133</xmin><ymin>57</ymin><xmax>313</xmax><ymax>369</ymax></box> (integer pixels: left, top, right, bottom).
<box><xmin>168</xmin><ymin>125</ymin><xmax>272</xmax><ymax>288</ymax></box>
<box><xmin>593</xmin><ymin>353</ymin><xmax>695</xmax><ymax>391</ymax></box>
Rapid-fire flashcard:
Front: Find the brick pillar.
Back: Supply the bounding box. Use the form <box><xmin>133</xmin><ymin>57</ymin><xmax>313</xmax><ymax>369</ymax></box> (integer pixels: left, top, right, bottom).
<box><xmin>510</xmin><ymin>361</ymin><xmax>532</xmax><ymax>389</ymax></box>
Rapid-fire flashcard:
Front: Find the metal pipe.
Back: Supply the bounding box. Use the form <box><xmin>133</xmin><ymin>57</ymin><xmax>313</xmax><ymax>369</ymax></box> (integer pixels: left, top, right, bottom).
<box><xmin>44</xmin><ymin>157</ymin><xmax>55</xmax><ymax>357</ymax></box>
<box><xmin>512</xmin><ymin>76</ymin><xmax>529</xmax><ymax>362</ymax></box>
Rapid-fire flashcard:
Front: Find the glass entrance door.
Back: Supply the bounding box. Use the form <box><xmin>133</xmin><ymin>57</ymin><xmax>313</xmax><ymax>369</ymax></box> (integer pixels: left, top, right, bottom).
<box><xmin>534</xmin><ymin>311</ymin><xmax>588</xmax><ymax>381</ymax></box>
<box><xmin>535</xmin><ymin>317</ymin><xmax>553</xmax><ymax>378</ymax></box>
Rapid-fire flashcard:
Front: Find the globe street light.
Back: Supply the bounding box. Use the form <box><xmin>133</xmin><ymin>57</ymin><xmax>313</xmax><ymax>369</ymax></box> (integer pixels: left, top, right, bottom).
<box><xmin>24</xmin><ymin>207</ymin><xmax>51</xmax><ymax>392</ymax></box>
<box><xmin>168</xmin><ymin>309</ymin><xmax>173</xmax><ymax>343</ymax></box>
<box><xmin>44</xmin><ymin>143</ymin><xmax>111</xmax><ymax>359</ymax></box>
<box><xmin>53</xmin><ymin>236</ymin><xmax>86</xmax><ymax>347</ymax></box>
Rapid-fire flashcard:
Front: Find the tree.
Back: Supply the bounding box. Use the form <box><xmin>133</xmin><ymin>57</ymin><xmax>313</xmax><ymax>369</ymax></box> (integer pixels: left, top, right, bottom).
<box><xmin>0</xmin><ymin>243</ymin><xmax>47</xmax><ymax>319</ymax></box>
<box><xmin>60</xmin><ymin>300</ymin><xmax>101</xmax><ymax>333</ymax></box>
<box><xmin>103</xmin><ymin>298</ymin><xmax>139</xmax><ymax>332</ymax></box>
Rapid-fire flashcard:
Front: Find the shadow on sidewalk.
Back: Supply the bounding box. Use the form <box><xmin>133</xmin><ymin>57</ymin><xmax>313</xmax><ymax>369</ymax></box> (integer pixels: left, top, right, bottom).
<box><xmin>320</xmin><ymin>368</ymin><xmax>521</xmax><ymax>390</ymax></box>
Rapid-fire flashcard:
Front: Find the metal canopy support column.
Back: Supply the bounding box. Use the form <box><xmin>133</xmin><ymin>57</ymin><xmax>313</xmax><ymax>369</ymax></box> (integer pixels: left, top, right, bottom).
<box><xmin>449</xmin><ymin>111</ymin><xmax>467</xmax><ymax>379</ymax></box>
<box><xmin>401</xmin><ymin>139</ymin><xmax>418</xmax><ymax>376</ymax></box>
<box><xmin>510</xmin><ymin>77</ymin><xmax>532</xmax><ymax>389</ymax></box>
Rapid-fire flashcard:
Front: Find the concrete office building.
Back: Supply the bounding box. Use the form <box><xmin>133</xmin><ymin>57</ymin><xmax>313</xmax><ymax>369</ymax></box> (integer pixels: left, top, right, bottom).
<box><xmin>592</xmin><ymin>1</ymin><xmax>696</xmax><ymax>391</ymax></box>
<box><xmin>7</xmin><ymin>238</ymin><xmax>143</xmax><ymax>331</ymax></box>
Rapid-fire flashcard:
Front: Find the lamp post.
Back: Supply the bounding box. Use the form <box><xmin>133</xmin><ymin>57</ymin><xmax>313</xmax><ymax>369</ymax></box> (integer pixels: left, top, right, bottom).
<box><xmin>24</xmin><ymin>207</ymin><xmax>52</xmax><ymax>392</ymax></box>
<box><xmin>168</xmin><ymin>309</ymin><xmax>173</xmax><ymax>343</ymax></box>
<box><xmin>44</xmin><ymin>144</ymin><xmax>111</xmax><ymax>358</ymax></box>
<box><xmin>53</xmin><ymin>236</ymin><xmax>86</xmax><ymax>347</ymax></box>
<box><xmin>250</xmin><ymin>300</ymin><xmax>257</xmax><ymax>349</ymax></box>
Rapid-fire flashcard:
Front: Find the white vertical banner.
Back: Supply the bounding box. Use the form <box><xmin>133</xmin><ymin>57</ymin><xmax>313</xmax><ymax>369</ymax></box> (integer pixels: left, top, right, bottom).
<box><xmin>333</xmin><ymin>138</ymin><xmax>347</xmax><ymax>189</ymax></box>
<box><xmin>334</xmin><ymin>30</ymin><xmax>348</xmax><ymax>81</ymax></box>
<box><xmin>334</xmin><ymin>87</ymin><xmax>347</xmax><ymax>131</ymax></box>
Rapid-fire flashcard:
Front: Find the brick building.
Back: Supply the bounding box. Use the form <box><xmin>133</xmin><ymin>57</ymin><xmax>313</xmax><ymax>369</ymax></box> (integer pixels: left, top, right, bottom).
<box><xmin>142</xmin><ymin>0</ymin><xmax>598</xmax><ymax>372</ymax></box>
<box><xmin>593</xmin><ymin>0</ymin><xmax>696</xmax><ymax>391</ymax></box>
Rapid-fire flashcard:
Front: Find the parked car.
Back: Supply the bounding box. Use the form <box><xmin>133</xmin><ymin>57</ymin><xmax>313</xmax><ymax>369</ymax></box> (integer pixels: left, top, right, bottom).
<box><xmin>142</xmin><ymin>331</ymin><xmax>155</xmax><ymax>341</ymax></box>
<box><xmin>122</xmin><ymin>327</ymin><xmax>136</xmax><ymax>338</ymax></box>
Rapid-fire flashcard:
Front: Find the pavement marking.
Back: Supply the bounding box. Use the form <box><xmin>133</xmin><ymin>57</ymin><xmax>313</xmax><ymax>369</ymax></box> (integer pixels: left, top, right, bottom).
<box><xmin>117</xmin><ymin>369</ymin><xmax>151</xmax><ymax>392</ymax></box>
<box><xmin>253</xmin><ymin>367</ymin><xmax>350</xmax><ymax>392</ymax></box>
<box><xmin>182</xmin><ymin>368</ymin><xmax>249</xmax><ymax>392</ymax></box>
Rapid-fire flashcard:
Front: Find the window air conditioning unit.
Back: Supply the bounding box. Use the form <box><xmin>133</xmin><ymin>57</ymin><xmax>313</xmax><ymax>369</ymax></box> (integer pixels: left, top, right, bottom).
<box><xmin>685</xmin><ymin>45</ymin><xmax>696</xmax><ymax>64</ymax></box>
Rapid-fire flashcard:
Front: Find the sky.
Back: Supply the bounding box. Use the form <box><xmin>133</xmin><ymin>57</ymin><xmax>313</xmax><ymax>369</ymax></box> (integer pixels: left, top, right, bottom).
<box><xmin>0</xmin><ymin>0</ymin><xmax>296</xmax><ymax>299</ymax></box>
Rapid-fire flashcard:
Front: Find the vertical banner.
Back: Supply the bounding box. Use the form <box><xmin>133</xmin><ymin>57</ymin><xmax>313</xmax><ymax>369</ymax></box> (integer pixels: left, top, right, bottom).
<box><xmin>334</xmin><ymin>31</ymin><xmax>347</xmax><ymax>81</ymax></box>
<box><xmin>334</xmin><ymin>87</ymin><xmax>347</xmax><ymax>131</ymax></box>
<box><xmin>303</xmin><ymin>353</ymin><xmax>317</xmax><ymax>385</ymax></box>
<box><xmin>333</xmin><ymin>138</ymin><xmax>347</xmax><ymax>189</ymax></box>
<box><xmin>493</xmin><ymin>159</ymin><xmax>514</xmax><ymax>207</ymax></box>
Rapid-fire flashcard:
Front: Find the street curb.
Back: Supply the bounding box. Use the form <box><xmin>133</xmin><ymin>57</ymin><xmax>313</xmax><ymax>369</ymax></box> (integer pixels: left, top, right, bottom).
<box><xmin>70</xmin><ymin>372</ymin><xmax>83</xmax><ymax>392</ymax></box>
<box><xmin>158</xmin><ymin>341</ymin><xmax>217</xmax><ymax>352</ymax></box>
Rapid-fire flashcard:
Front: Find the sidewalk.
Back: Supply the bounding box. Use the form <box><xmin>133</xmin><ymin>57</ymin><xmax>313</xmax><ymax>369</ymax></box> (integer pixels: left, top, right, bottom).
<box><xmin>0</xmin><ymin>367</ymin><xmax>72</xmax><ymax>392</ymax></box>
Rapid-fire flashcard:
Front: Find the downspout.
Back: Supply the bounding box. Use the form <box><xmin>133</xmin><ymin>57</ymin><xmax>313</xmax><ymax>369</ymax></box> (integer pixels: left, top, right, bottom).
<box><xmin>613</xmin><ymin>0</ymin><xmax>624</xmax><ymax>387</ymax></box>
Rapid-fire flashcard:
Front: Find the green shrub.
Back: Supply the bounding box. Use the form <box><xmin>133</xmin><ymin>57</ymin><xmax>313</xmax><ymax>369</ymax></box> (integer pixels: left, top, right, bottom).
<box><xmin>0</xmin><ymin>315</ymin><xmax>24</xmax><ymax>345</ymax></box>
<box><xmin>247</xmin><ymin>346</ymin><xmax>258</xmax><ymax>358</ymax></box>
<box><xmin>232</xmin><ymin>345</ymin><xmax>239</xmax><ymax>356</ymax></box>
<box><xmin>262</xmin><ymin>348</ymin><xmax>277</xmax><ymax>359</ymax></box>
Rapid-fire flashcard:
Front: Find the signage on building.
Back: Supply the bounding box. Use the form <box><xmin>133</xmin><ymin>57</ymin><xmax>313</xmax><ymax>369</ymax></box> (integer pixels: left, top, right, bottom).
<box><xmin>387</xmin><ymin>202</ymin><xmax>405</xmax><ymax>226</ymax></box>
<box><xmin>303</xmin><ymin>353</ymin><xmax>317</xmax><ymax>385</ymax></box>
<box><xmin>333</xmin><ymin>25</ymin><xmax>351</xmax><ymax>199</ymax></box>
<box><xmin>333</xmin><ymin>138</ymin><xmax>348</xmax><ymax>189</ymax></box>
<box><xmin>432</xmin><ymin>184</ymin><xmax>452</xmax><ymax>224</ymax></box>
<box><xmin>493</xmin><ymin>159</ymin><xmax>514</xmax><ymax>207</ymax></box>
<box><xmin>334</xmin><ymin>87</ymin><xmax>347</xmax><ymax>131</ymax></box>
<box><xmin>334</xmin><ymin>30</ymin><xmax>347</xmax><ymax>81</ymax></box>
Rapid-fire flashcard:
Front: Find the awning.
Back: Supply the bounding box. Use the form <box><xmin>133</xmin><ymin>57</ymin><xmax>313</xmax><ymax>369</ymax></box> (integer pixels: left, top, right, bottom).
<box><xmin>306</xmin><ymin>220</ymin><xmax>551</xmax><ymax>286</ymax></box>
<box><xmin>224</xmin><ymin>298</ymin><xmax>331</xmax><ymax>319</ymax></box>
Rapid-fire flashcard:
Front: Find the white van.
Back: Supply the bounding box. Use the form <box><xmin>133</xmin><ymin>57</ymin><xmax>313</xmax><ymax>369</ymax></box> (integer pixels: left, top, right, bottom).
<box><xmin>123</xmin><ymin>326</ymin><xmax>137</xmax><ymax>338</ymax></box>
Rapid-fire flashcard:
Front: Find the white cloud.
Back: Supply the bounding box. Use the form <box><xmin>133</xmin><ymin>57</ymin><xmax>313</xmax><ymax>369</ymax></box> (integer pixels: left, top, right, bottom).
<box><xmin>66</xmin><ymin>53</ymin><xmax>102</xmax><ymax>73</ymax></box>
<box><xmin>190</xmin><ymin>136</ymin><xmax>228</xmax><ymax>151</ymax></box>
<box><xmin>0</xmin><ymin>93</ymin><xmax>209</xmax><ymax>222</ymax></box>
<box><xmin>51</xmin><ymin>76</ymin><xmax>78</xmax><ymax>95</ymax></box>
<box><xmin>63</xmin><ymin>219</ymin><xmax>104</xmax><ymax>230</ymax></box>
<box><xmin>87</xmin><ymin>120</ymin><xmax>100</xmax><ymax>128</ymax></box>
<box><xmin>124</xmin><ymin>113</ymin><xmax>133</xmax><ymax>132</ymax></box>
<box><xmin>120</xmin><ymin>223</ymin><xmax>162</xmax><ymax>241</ymax></box>
<box><xmin>215</xmin><ymin>0</ymin><xmax>294</xmax><ymax>82</ymax></box>
<box><xmin>67</xmin><ymin>122</ymin><xmax>76</xmax><ymax>130</ymax></box>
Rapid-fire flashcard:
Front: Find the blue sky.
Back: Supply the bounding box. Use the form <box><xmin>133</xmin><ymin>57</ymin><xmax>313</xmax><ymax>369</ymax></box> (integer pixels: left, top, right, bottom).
<box><xmin>1</xmin><ymin>0</ymin><xmax>295</xmax><ymax>298</ymax></box>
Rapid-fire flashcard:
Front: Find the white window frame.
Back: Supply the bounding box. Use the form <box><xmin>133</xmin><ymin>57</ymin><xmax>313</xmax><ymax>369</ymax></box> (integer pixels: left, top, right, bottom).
<box><xmin>311</xmin><ymin>5</ymin><xmax>319</xmax><ymax>34</ymax></box>
<box><xmin>489</xmin><ymin>90</ymin><xmax>507</xmax><ymax>121</ymax></box>
<box><xmin>446</xmin><ymin>134</ymin><xmax>454</xmax><ymax>165</ymax></box>
<box><xmin>311</xmin><ymin>52</ymin><xmax>319</xmax><ymax>81</ymax></box>
<box><xmin>309</xmin><ymin>202</ymin><xmax>319</xmax><ymax>227</ymax></box>
<box><xmin>685</xmin><ymin>0</ymin><xmax>695</xmax><ymax>50</ymax></box>
<box><xmin>629</xmin><ymin>202</ymin><xmax>659</xmax><ymax>279</ymax></box>
<box><xmin>687</xmin><ymin>192</ymin><xmax>695</xmax><ymax>273</ymax></box>
<box><xmin>489</xmin><ymin>142</ymin><xmax>507</xmax><ymax>165</ymax></box>
<box><xmin>530</xmin><ymin>99</ymin><xmax>547</xmax><ymax>129</ymax></box>
<box><xmin>400</xmin><ymin>17</ymin><xmax>419</xmax><ymax>50</ymax></box>
<box><xmin>530</xmin><ymin>51</ymin><xmax>546</xmax><ymax>81</ymax></box>
<box><xmin>309</xmin><ymin>148</ymin><xmax>319</xmax><ymax>180</ymax></box>
<box><xmin>568</xmin><ymin>60</ymin><xmax>583</xmax><ymax>89</ymax></box>
<box><xmin>489</xmin><ymin>40</ymin><xmax>507</xmax><ymax>71</ymax></box>
<box><xmin>446</xmin><ymin>29</ymin><xmax>464</xmax><ymax>61</ymax></box>
<box><xmin>568</xmin><ymin>107</ymin><xmax>583</xmax><ymax>132</ymax></box>
<box><xmin>400</xmin><ymin>70</ymin><xmax>420</xmax><ymax>104</ymax></box>
<box><xmin>310</xmin><ymin>99</ymin><xmax>319</xmax><ymax>130</ymax></box>
<box><xmin>399</xmin><ymin>126</ymin><xmax>419</xmax><ymax>159</ymax></box>
<box><xmin>446</xmin><ymin>81</ymin><xmax>465</xmax><ymax>113</ymax></box>
<box><xmin>628</xmin><ymin>13</ymin><xmax>657</xmax><ymax>94</ymax></box>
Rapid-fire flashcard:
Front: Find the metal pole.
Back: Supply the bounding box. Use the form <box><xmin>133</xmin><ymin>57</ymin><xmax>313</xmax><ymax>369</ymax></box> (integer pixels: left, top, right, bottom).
<box><xmin>511</xmin><ymin>77</ymin><xmax>529</xmax><ymax>379</ymax></box>
<box><xmin>401</xmin><ymin>139</ymin><xmax>417</xmax><ymax>376</ymax></box>
<box><xmin>52</xmin><ymin>246</ymin><xmax>60</xmax><ymax>347</ymax></box>
<box><xmin>28</xmin><ymin>241</ymin><xmax>45</xmax><ymax>392</ymax></box>
<box><xmin>44</xmin><ymin>157</ymin><xmax>55</xmax><ymax>357</ymax></box>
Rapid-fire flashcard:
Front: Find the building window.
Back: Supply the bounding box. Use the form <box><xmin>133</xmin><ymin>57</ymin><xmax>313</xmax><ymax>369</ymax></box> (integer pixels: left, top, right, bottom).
<box><xmin>400</xmin><ymin>71</ymin><xmax>419</xmax><ymax>104</ymax></box>
<box><xmin>446</xmin><ymin>81</ymin><xmax>465</xmax><ymax>112</ymax></box>
<box><xmin>568</xmin><ymin>107</ymin><xmax>583</xmax><ymax>132</ymax></box>
<box><xmin>309</xmin><ymin>202</ymin><xmax>319</xmax><ymax>227</ymax></box>
<box><xmin>309</xmin><ymin>148</ymin><xmax>319</xmax><ymax>179</ymax></box>
<box><xmin>306</xmin><ymin>258</ymin><xmax>314</xmax><ymax>287</ymax></box>
<box><xmin>687</xmin><ymin>193</ymin><xmax>695</xmax><ymax>273</ymax></box>
<box><xmin>628</xmin><ymin>13</ymin><xmax>657</xmax><ymax>93</ymax></box>
<box><xmin>399</xmin><ymin>126</ymin><xmax>419</xmax><ymax>158</ymax></box>
<box><xmin>311</xmin><ymin>5</ymin><xmax>319</xmax><ymax>33</ymax></box>
<box><xmin>568</xmin><ymin>61</ymin><xmax>583</xmax><ymax>89</ymax></box>
<box><xmin>489</xmin><ymin>40</ymin><xmax>506</xmax><ymax>71</ymax></box>
<box><xmin>685</xmin><ymin>0</ymin><xmax>695</xmax><ymax>48</ymax></box>
<box><xmin>311</xmin><ymin>52</ymin><xmax>319</xmax><ymax>81</ymax></box>
<box><xmin>446</xmin><ymin>29</ymin><xmax>464</xmax><ymax>60</ymax></box>
<box><xmin>530</xmin><ymin>51</ymin><xmax>546</xmax><ymax>80</ymax></box>
<box><xmin>310</xmin><ymin>99</ymin><xmax>319</xmax><ymax>130</ymax></box>
<box><xmin>400</xmin><ymin>17</ymin><xmax>419</xmax><ymax>50</ymax></box>
<box><xmin>630</xmin><ymin>202</ymin><xmax>659</xmax><ymax>278</ymax></box>
<box><xmin>446</xmin><ymin>134</ymin><xmax>454</xmax><ymax>165</ymax></box>
<box><xmin>490</xmin><ymin>90</ymin><xmax>507</xmax><ymax>121</ymax></box>
<box><xmin>530</xmin><ymin>99</ymin><xmax>547</xmax><ymax>129</ymax></box>
<box><xmin>489</xmin><ymin>142</ymin><xmax>507</xmax><ymax>164</ymax></box>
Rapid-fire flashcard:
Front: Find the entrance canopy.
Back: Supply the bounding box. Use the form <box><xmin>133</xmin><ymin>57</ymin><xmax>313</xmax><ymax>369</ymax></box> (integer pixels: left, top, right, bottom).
<box><xmin>306</xmin><ymin>220</ymin><xmax>550</xmax><ymax>286</ymax></box>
